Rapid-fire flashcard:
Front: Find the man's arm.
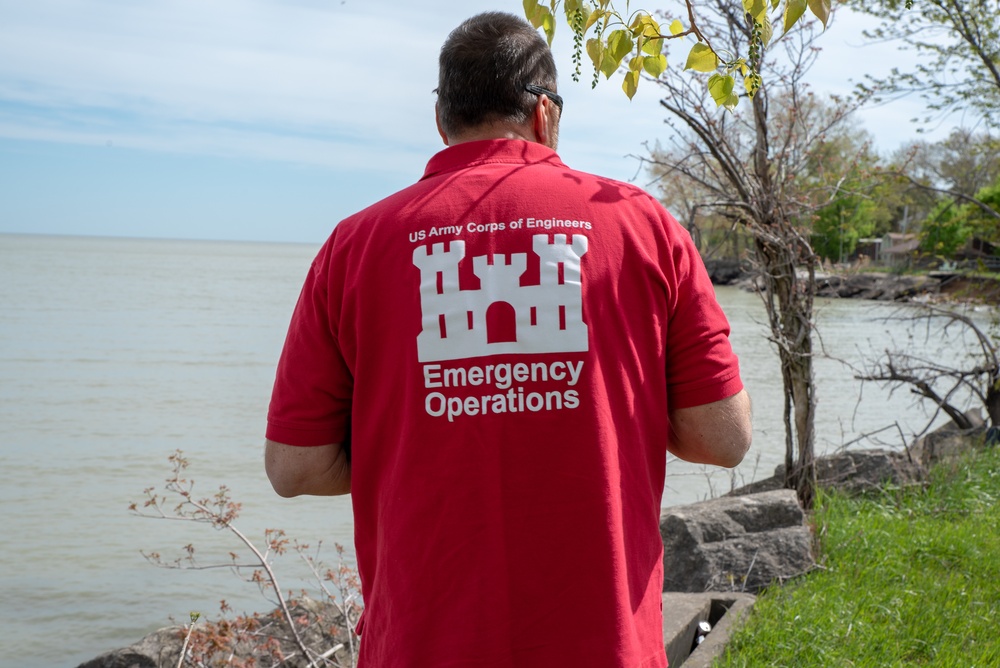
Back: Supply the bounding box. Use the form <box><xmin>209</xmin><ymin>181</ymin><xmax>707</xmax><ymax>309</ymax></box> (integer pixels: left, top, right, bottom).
<box><xmin>667</xmin><ymin>389</ymin><xmax>752</xmax><ymax>468</ymax></box>
<box><xmin>265</xmin><ymin>440</ymin><xmax>351</xmax><ymax>497</ymax></box>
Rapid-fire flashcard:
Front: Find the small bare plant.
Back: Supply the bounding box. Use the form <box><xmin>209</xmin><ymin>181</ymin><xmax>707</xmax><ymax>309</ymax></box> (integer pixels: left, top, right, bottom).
<box><xmin>130</xmin><ymin>451</ymin><xmax>362</xmax><ymax>667</ymax></box>
<box><xmin>856</xmin><ymin>304</ymin><xmax>999</xmax><ymax>434</ymax></box>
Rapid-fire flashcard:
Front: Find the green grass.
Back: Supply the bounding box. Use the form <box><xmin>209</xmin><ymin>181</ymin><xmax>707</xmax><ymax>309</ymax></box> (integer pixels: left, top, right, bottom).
<box><xmin>715</xmin><ymin>446</ymin><xmax>1000</xmax><ymax>668</ymax></box>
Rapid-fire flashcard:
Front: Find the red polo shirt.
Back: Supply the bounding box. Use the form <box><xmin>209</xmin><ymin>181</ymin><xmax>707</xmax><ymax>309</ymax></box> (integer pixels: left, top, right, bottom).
<box><xmin>268</xmin><ymin>140</ymin><xmax>743</xmax><ymax>667</ymax></box>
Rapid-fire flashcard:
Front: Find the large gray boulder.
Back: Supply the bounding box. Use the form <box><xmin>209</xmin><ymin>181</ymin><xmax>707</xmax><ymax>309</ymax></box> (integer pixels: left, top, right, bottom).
<box><xmin>786</xmin><ymin>449</ymin><xmax>924</xmax><ymax>495</ymax></box>
<box><xmin>730</xmin><ymin>448</ymin><xmax>925</xmax><ymax>498</ymax></box>
<box><xmin>661</xmin><ymin>490</ymin><xmax>814</xmax><ymax>594</ymax></box>
<box><xmin>910</xmin><ymin>412</ymin><xmax>986</xmax><ymax>468</ymax></box>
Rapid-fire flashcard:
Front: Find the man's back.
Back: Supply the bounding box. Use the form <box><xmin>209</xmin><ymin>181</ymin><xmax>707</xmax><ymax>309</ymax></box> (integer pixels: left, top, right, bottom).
<box><xmin>268</xmin><ymin>138</ymin><xmax>743</xmax><ymax>666</ymax></box>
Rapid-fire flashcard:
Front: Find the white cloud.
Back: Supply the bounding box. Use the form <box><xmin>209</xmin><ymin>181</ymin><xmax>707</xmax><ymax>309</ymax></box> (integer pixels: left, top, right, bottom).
<box><xmin>0</xmin><ymin>0</ymin><xmax>955</xmax><ymax>177</ymax></box>
<box><xmin>0</xmin><ymin>0</ymin><xmax>447</xmax><ymax>161</ymax></box>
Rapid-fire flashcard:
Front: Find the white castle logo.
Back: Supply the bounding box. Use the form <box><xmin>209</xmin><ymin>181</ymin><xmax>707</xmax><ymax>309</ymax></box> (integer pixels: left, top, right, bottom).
<box><xmin>413</xmin><ymin>233</ymin><xmax>589</xmax><ymax>362</ymax></box>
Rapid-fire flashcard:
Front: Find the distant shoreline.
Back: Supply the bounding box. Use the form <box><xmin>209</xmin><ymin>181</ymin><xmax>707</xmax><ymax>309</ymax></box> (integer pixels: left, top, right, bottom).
<box><xmin>703</xmin><ymin>259</ymin><xmax>1000</xmax><ymax>305</ymax></box>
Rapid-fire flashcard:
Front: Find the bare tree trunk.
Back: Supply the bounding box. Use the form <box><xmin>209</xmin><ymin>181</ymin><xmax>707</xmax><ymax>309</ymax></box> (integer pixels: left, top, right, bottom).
<box><xmin>747</xmin><ymin>86</ymin><xmax>818</xmax><ymax>509</ymax></box>
<box><xmin>753</xmin><ymin>225</ymin><xmax>818</xmax><ymax>508</ymax></box>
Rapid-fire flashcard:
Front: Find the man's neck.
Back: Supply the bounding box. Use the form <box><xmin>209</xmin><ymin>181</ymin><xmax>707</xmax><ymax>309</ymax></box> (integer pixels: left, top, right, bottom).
<box><xmin>445</xmin><ymin>124</ymin><xmax>536</xmax><ymax>146</ymax></box>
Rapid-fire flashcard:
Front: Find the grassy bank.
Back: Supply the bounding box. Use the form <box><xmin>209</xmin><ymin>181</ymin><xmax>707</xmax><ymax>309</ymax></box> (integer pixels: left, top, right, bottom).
<box><xmin>715</xmin><ymin>446</ymin><xmax>1000</xmax><ymax>667</ymax></box>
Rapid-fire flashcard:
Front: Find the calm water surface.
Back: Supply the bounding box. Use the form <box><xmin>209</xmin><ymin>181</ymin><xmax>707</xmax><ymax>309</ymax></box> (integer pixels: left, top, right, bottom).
<box><xmin>0</xmin><ymin>234</ymin><xmax>984</xmax><ymax>667</ymax></box>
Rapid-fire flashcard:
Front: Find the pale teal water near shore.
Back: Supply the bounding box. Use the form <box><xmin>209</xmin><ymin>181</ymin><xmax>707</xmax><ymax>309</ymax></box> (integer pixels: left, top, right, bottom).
<box><xmin>0</xmin><ymin>234</ymin><xmax>978</xmax><ymax>667</ymax></box>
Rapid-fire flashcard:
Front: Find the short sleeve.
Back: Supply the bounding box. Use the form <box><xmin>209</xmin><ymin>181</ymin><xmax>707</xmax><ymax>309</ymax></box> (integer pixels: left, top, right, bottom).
<box><xmin>266</xmin><ymin>235</ymin><xmax>353</xmax><ymax>446</ymax></box>
<box><xmin>662</xmin><ymin>213</ymin><xmax>743</xmax><ymax>410</ymax></box>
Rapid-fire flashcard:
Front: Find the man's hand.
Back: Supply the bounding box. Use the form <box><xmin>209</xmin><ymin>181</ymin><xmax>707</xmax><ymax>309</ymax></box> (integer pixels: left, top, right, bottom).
<box><xmin>668</xmin><ymin>389</ymin><xmax>752</xmax><ymax>468</ymax></box>
<box><xmin>265</xmin><ymin>440</ymin><xmax>351</xmax><ymax>497</ymax></box>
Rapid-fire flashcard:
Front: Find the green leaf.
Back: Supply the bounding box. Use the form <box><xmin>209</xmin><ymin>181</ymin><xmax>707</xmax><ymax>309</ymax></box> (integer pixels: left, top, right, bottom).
<box><xmin>669</xmin><ymin>19</ymin><xmax>684</xmax><ymax>36</ymax></box>
<box><xmin>760</xmin><ymin>16</ymin><xmax>773</xmax><ymax>47</ymax></box>
<box><xmin>524</xmin><ymin>0</ymin><xmax>546</xmax><ymax>28</ymax></box>
<box><xmin>642</xmin><ymin>36</ymin><xmax>664</xmax><ymax>56</ymax></box>
<box><xmin>622</xmin><ymin>70</ymin><xmax>640</xmax><ymax>99</ymax></box>
<box><xmin>639</xmin><ymin>15</ymin><xmax>661</xmax><ymax>38</ymax></box>
<box><xmin>771</xmin><ymin>0</ymin><xmax>781</xmax><ymax>9</ymax></box>
<box><xmin>807</xmin><ymin>0</ymin><xmax>831</xmax><ymax>28</ymax></box>
<box><xmin>684</xmin><ymin>43</ymin><xmax>719</xmax><ymax>72</ymax></box>
<box><xmin>708</xmin><ymin>73</ymin><xmax>734</xmax><ymax>99</ymax></box>
<box><xmin>628</xmin><ymin>13</ymin><xmax>660</xmax><ymax>38</ymax></box>
<box><xmin>564</xmin><ymin>0</ymin><xmax>582</xmax><ymax>12</ymax></box>
<box><xmin>629</xmin><ymin>13</ymin><xmax>644</xmax><ymax>36</ymax></box>
<box><xmin>708</xmin><ymin>73</ymin><xmax>739</xmax><ymax>109</ymax></box>
<box><xmin>784</xmin><ymin>0</ymin><xmax>807</xmax><ymax>33</ymax></box>
<box><xmin>586</xmin><ymin>37</ymin><xmax>603</xmax><ymax>70</ymax></box>
<box><xmin>742</xmin><ymin>0</ymin><xmax>768</xmax><ymax>22</ymax></box>
<box><xmin>584</xmin><ymin>9</ymin><xmax>605</xmax><ymax>32</ymax></box>
<box><xmin>600</xmin><ymin>52</ymin><xmax>619</xmax><ymax>79</ymax></box>
<box><xmin>541</xmin><ymin>9</ymin><xmax>556</xmax><ymax>44</ymax></box>
<box><xmin>629</xmin><ymin>55</ymin><xmax>644</xmax><ymax>72</ymax></box>
<box><xmin>607</xmin><ymin>29</ymin><xmax>633</xmax><ymax>63</ymax></box>
<box><xmin>643</xmin><ymin>53</ymin><xmax>668</xmax><ymax>77</ymax></box>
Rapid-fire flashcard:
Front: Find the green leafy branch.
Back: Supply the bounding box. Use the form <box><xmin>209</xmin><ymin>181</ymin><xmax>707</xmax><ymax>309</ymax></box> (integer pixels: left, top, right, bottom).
<box><xmin>523</xmin><ymin>0</ymin><xmax>831</xmax><ymax>106</ymax></box>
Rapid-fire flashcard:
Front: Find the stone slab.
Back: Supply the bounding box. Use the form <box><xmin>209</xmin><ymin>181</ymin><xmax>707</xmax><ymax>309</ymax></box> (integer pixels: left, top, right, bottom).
<box><xmin>662</xmin><ymin>592</ymin><xmax>755</xmax><ymax>667</ymax></box>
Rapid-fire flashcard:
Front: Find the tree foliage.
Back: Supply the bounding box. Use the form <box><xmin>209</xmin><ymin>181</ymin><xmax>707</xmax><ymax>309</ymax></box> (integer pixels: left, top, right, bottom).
<box><xmin>847</xmin><ymin>0</ymin><xmax>1000</xmax><ymax>127</ymax></box>
<box><xmin>920</xmin><ymin>198</ymin><xmax>975</xmax><ymax>256</ymax></box>
<box><xmin>522</xmin><ymin>0</ymin><xmax>831</xmax><ymax>104</ymax></box>
<box><xmin>811</xmin><ymin>193</ymin><xmax>878</xmax><ymax>262</ymax></box>
<box><xmin>876</xmin><ymin>129</ymin><xmax>1000</xmax><ymax>256</ymax></box>
<box><xmin>967</xmin><ymin>177</ymin><xmax>1000</xmax><ymax>244</ymax></box>
<box><xmin>920</xmin><ymin>173</ymin><xmax>1000</xmax><ymax>255</ymax></box>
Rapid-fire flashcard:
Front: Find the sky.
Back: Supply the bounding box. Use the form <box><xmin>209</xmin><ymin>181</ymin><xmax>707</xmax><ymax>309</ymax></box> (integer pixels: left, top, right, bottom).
<box><xmin>0</xmin><ymin>0</ymin><xmax>956</xmax><ymax>243</ymax></box>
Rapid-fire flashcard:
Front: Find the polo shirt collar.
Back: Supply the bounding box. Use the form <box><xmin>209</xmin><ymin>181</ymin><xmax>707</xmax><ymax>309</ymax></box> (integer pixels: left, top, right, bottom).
<box><xmin>421</xmin><ymin>139</ymin><xmax>566</xmax><ymax>180</ymax></box>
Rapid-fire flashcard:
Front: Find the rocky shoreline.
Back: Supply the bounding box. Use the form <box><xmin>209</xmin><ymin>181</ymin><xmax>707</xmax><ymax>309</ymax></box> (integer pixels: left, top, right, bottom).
<box><xmin>703</xmin><ymin>259</ymin><xmax>1000</xmax><ymax>304</ymax></box>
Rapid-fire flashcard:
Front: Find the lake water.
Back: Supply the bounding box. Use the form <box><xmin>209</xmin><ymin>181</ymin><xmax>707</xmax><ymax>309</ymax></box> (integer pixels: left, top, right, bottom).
<box><xmin>0</xmin><ymin>234</ymin><xmax>989</xmax><ymax>667</ymax></box>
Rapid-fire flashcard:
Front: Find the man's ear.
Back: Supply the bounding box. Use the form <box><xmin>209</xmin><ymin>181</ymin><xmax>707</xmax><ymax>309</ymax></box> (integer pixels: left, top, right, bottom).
<box><xmin>435</xmin><ymin>102</ymin><xmax>449</xmax><ymax>146</ymax></box>
<box><xmin>532</xmin><ymin>96</ymin><xmax>555</xmax><ymax>147</ymax></box>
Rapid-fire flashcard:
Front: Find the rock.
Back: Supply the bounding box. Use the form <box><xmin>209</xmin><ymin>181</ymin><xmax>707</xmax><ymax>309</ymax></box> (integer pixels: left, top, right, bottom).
<box><xmin>813</xmin><ymin>273</ymin><xmax>941</xmax><ymax>301</ymax></box>
<box><xmin>76</xmin><ymin>627</ymin><xmax>182</xmax><ymax>668</ymax></box>
<box><xmin>661</xmin><ymin>592</ymin><xmax>756</xmax><ymax>668</ymax></box>
<box><xmin>681</xmin><ymin>594</ymin><xmax>757</xmax><ymax>668</ymax></box>
<box><xmin>660</xmin><ymin>490</ymin><xmax>814</xmax><ymax>594</ymax></box>
<box><xmin>703</xmin><ymin>258</ymin><xmax>751</xmax><ymax>285</ymax></box>
<box><xmin>77</xmin><ymin>598</ymin><xmax>355</xmax><ymax>668</ymax></box>
<box><xmin>730</xmin><ymin>448</ymin><xmax>925</xmax><ymax>498</ymax></box>
<box><xmin>795</xmin><ymin>449</ymin><xmax>923</xmax><ymax>495</ymax></box>
<box><xmin>724</xmin><ymin>473</ymin><xmax>784</xmax><ymax>497</ymax></box>
<box><xmin>910</xmin><ymin>412</ymin><xmax>987</xmax><ymax>468</ymax></box>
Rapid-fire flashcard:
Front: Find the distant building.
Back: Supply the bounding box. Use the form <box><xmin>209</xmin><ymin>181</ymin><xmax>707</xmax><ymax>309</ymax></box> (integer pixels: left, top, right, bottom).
<box><xmin>956</xmin><ymin>237</ymin><xmax>1000</xmax><ymax>271</ymax></box>
<box><xmin>880</xmin><ymin>233</ymin><xmax>920</xmax><ymax>268</ymax></box>
<box><xmin>855</xmin><ymin>238</ymin><xmax>882</xmax><ymax>263</ymax></box>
